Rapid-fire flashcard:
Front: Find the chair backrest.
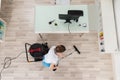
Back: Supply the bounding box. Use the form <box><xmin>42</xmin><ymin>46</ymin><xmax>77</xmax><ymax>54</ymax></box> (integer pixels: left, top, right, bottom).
<box><xmin>68</xmin><ymin>10</ymin><xmax>84</xmax><ymax>16</ymax></box>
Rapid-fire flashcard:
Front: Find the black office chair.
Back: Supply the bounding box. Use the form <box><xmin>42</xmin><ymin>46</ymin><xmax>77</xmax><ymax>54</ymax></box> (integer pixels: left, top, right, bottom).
<box><xmin>68</xmin><ymin>10</ymin><xmax>84</xmax><ymax>22</ymax></box>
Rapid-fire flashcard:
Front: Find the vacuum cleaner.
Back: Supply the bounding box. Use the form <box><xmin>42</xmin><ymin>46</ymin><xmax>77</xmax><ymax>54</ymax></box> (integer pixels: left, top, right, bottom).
<box><xmin>25</xmin><ymin>42</ymin><xmax>49</xmax><ymax>62</ymax></box>
<box><xmin>53</xmin><ymin>45</ymin><xmax>80</xmax><ymax>71</ymax></box>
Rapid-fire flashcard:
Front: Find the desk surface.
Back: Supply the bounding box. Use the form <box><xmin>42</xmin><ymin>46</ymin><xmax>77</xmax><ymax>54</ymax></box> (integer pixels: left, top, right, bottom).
<box><xmin>35</xmin><ymin>5</ymin><xmax>89</xmax><ymax>33</ymax></box>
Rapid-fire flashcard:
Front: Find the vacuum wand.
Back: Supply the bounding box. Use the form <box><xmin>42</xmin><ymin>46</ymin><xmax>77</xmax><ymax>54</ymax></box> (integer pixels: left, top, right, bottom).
<box><xmin>53</xmin><ymin>53</ymin><xmax>72</xmax><ymax>71</ymax></box>
<box><xmin>53</xmin><ymin>45</ymin><xmax>80</xmax><ymax>71</ymax></box>
<box><xmin>73</xmin><ymin>45</ymin><xmax>80</xmax><ymax>54</ymax></box>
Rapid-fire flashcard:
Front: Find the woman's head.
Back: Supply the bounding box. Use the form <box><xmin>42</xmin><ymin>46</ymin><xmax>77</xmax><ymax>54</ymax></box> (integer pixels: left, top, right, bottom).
<box><xmin>55</xmin><ymin>45</ymin><xmax>66</xmax><ymax>58</ymax></box>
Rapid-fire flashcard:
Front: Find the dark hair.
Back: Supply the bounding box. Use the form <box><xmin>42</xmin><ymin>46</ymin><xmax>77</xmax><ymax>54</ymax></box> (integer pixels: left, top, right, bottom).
<box><xmin>55</xmin><ymin>45</ymin><xmax>66</xmax><ymax>53</ymax></box>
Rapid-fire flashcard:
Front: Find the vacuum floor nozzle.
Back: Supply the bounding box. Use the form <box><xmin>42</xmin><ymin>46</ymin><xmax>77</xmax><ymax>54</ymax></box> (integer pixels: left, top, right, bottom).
<box><xmin>73</xmin><ymin>45</ymin><xmax>80</xmax><ymax>54</ymax></box>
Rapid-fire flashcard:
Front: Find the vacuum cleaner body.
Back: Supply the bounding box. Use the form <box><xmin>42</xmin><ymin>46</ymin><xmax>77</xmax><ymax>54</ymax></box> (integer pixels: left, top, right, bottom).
<box><xmin>25</xmin><ymin>43</ymin><xmax>49</xmax><ymax>62</ymax></box>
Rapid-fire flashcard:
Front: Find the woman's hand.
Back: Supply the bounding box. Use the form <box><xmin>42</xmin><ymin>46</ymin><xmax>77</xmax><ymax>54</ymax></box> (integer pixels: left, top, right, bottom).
<box><xmin>53</xmin><ymin>65</ymin><xmax>58</xmax><ymax>71</ymax></box>
<box><xmin>49</xmin><ymin>64</ymin><xmax>58</xmax><ymax>71</ymax></box>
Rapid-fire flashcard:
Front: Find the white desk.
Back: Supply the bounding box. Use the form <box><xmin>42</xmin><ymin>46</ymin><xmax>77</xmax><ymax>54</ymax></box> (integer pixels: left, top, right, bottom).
<box><xmin>35</xmin><ymin>5</ymin><xmax>89</xmax><ymax>33</ymax></box>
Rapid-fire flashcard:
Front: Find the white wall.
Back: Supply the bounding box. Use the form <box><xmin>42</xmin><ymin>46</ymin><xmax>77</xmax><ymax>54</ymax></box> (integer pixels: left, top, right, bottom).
<box><xmin>112</xmin><ymin>53</ymin><xmax>120</xmax><ymax>80</ymax></box>
<box><xmin>112</xmin><ymin>0</ymin><xmax>120</xmax><ymax>80</ymax></box>
<box><xmin>114</xmin><ymin>0</ymin><xmax>120</xmax><ymax>48</ymax></box>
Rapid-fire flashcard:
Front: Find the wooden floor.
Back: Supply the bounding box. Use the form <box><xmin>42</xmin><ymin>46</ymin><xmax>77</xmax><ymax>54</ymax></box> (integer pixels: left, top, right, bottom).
<box><xmin>0</xmin><ymin>0</ymin><xmax>113</xmax><ymax>80</ymax></box>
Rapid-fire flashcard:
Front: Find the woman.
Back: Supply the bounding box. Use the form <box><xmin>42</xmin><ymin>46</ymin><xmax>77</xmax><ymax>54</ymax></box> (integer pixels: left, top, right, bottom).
<box><xmin>42</xmin><ymin>45</ymin><xmax>66</xmax><ymax>70</ymax></box>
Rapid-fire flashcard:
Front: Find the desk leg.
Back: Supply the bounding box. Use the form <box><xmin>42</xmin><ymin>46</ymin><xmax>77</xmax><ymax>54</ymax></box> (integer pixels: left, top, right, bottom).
<box><xmin>79</xmin><ymin>33</ymin><xmax>84</xmax><ymax>37</ymax></box>
<box><xmin>39</xmin><ymin>33</ymin><xmax>45</xmax><ymax>43</ymax></box>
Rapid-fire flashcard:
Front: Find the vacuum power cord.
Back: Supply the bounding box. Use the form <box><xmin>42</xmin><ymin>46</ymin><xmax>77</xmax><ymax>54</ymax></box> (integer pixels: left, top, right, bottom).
<box><xmin>0</xmin><ymin>51</ymin><xmax>25</xmax><ymax>80</ymax></box>
<box><xmin>68</xmin><ymin>23</ymin><xmax>71</xmax><ymax>33</ymax></box>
